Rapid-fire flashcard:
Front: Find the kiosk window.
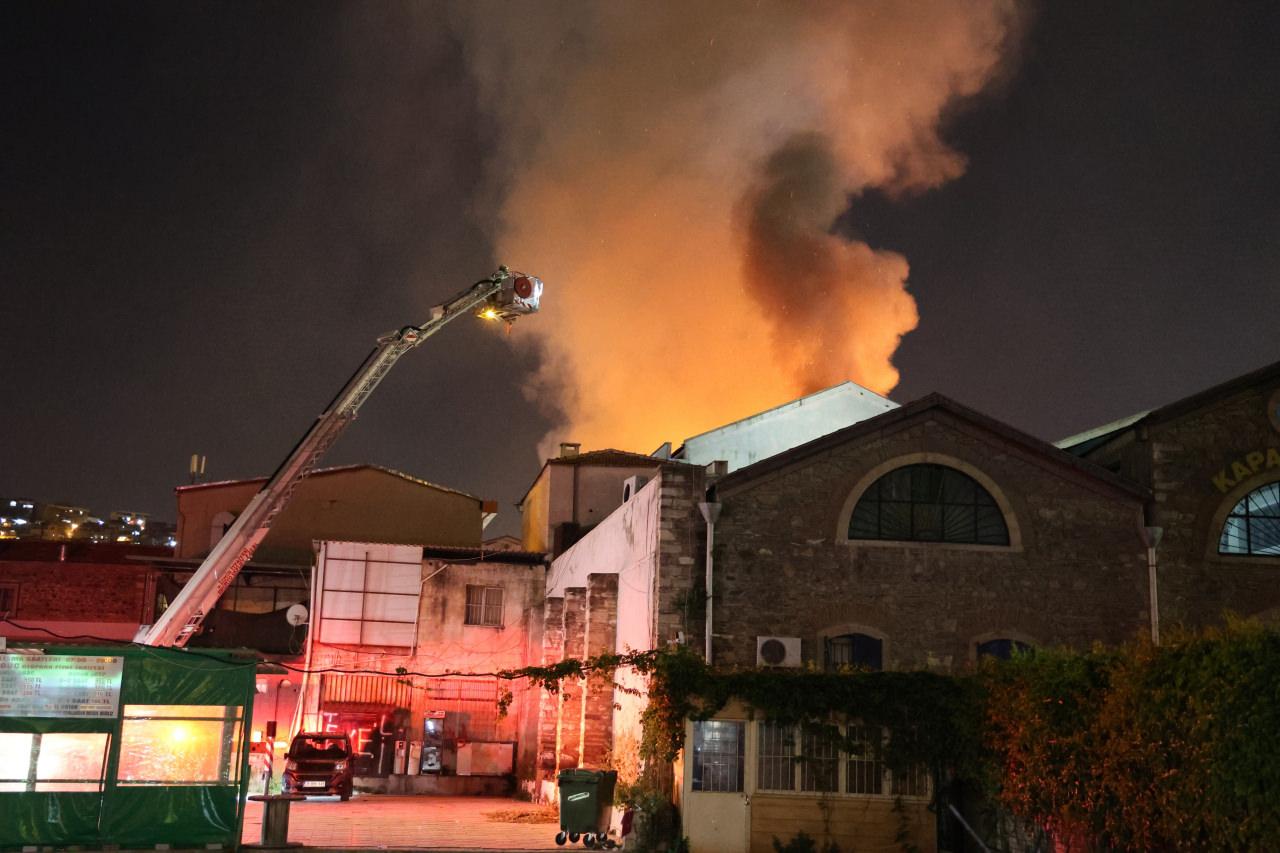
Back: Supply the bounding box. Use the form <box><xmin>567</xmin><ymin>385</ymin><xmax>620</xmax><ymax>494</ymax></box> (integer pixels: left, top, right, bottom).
<box><xmin>0</xmin><ymin>732</ymin><xmax>110</xmax><ymax>792</ymax></box>
<box><xmin>117</xmin><ymin>704</ymin><xmax>244</xmax><ymax>785</ymax></box>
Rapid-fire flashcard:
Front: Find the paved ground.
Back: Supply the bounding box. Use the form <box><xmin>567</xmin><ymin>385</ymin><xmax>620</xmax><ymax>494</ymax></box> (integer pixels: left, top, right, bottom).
<box><xmin>243</xmin><ymin>794</ymin><xmax>561</xmax><ymax>850</ymax></box>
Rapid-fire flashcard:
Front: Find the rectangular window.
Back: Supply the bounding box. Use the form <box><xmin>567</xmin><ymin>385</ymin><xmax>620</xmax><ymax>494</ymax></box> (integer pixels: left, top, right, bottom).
<box><xmin>751</xmin><ymin>721</ymin><xmax>928</xmax><ymax>800</ymax></box>
<box><xmin>0</xmin><ymin>731</ymin><xmax>111</xmax><ymax>792</ymax></box>
<box><xmin>846</xmin><ymin>725</ymin><xmax>884</xmax><ymax>795</ymax></box>
<box><xmin>891</xmin><ymin>761</ymin><xmax>930</xmax><ymax>798</ymax></box>
<box><xmin>800</xmin><ymin>728</ymin><xmax>839</xmax><ymax>793</ymax></box>
<box><xmin>691</xmin><ymin>720</ymin><xmax>744</xmax><ymax>792</ymax></box>
<box><xmin>0</xmin><ymin>583</ymin><xmax>17</xmax><ymax>615</ymax></box>
<box><xmin>757</xmin><ymin>722</ymin><xmax>796</xmax><ymax>791</ymax></box>
<box><xmin>116</xmin><ymin>704</ymin><xmax>244</xmax><ymax>785</ymax></box>
<box><xmin>464</xmin><ymin>586</ymin><xmax>504</xmax><ymax>627</ymax></box>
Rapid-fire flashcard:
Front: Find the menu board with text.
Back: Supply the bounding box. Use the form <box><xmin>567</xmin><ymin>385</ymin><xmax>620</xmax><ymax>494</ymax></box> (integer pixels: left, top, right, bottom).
<box><xmin>0</xmin><ymin>654</ymin><xmax>123</xmax><ymax>718</ymax></box>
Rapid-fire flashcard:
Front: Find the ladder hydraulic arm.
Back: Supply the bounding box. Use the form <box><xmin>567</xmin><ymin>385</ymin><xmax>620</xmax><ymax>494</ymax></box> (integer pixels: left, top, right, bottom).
<box><xmin>139</xmin><ymin>267</ymin><xmax>543</xmax><ymax>647</ymax></box>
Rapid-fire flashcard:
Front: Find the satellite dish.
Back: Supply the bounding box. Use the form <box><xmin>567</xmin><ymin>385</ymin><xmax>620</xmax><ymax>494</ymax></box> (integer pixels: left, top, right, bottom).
<box><xmin>285</xmin><ymin>604</ymin><xmax>309</xmax><ymax>626</ymax></box>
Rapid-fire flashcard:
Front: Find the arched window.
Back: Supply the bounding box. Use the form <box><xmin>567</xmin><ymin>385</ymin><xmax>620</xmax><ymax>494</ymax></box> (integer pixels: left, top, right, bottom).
<box><xmin>209</xmin><ymin>511</ymin><xmax>236</xmax><ymax>551</ymax></box>
<box><xmin>848</xmin><ymin>464</ymin><xmax>1009</xmax><ymax>545</ymax></box>
<box><xmin>976</xmin><ymin>638</ymin><xmax>1032</xmax><ymax>660</ymax></box>
<box><xmin>825</xmin><ymin>633</ymin><xmax>882</xmax><ymax>671</ymax></box>
<box><xmin>1219</xmin><ymin>481</ymin><xmax>1280</xmax><ymax>555</ymax></box>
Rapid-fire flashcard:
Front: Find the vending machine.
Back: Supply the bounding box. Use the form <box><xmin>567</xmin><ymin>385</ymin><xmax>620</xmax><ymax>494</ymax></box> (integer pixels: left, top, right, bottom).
<box><xmin>421</xmin><ymin>712</ymin><xmax>444</xmax><ymax>773</ymax></box>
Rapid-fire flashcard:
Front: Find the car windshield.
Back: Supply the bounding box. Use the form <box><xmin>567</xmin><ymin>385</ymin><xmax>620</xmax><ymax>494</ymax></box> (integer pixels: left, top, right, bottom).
<box><xmin>290</xmin><ymin>736</ymin><xmax>351</xmax><ymax>760</ymax></box>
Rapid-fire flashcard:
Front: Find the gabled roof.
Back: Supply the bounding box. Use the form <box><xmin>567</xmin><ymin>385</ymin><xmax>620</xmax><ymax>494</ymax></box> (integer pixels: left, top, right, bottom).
<box><xmin>714</xmin><ymin>393</ymin><xmax>1148</xmax><ymax>501</ymax></box>
<box><xmin>175</xmin><ymin>463</ymin><xmax>483</xmax><ymax>502</ymax></box>
<box><xmin>1057</xmin><ymin>358</ymin><xmax>1280</xmax><ymax>455</ymax></box>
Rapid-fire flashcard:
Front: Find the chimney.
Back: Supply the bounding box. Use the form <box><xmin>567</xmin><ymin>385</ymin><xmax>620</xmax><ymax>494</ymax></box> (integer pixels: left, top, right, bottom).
<box><xmin>559</xmin><ymin>442</ymin><xmax>581</xmax><ymax>459</ymax></box>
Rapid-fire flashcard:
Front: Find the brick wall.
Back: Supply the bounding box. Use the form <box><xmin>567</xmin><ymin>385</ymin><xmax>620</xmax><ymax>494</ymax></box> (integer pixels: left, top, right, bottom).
<box><xmin>537</xmin><ymin>596</ymin><xmax>565</xmax><ymax>779</ymax></box>
<box><xmin>712</xmin><ymin>409</ymin><xmax>1149</xmax><ymax>671</ymax></box>
<box><xmin>0</xmin><ymin>561</ymin><xmax>151</xmax><ymax>624</ymax></box>
<box><xmin>557</xmin><ymin>587</ymin><xmax>587</xmax><ymax>770</ymax></box>
<box><xmin>580</xmin><ymin>573</ymin><xmax>618</xmax><ymax>768</ymax></box>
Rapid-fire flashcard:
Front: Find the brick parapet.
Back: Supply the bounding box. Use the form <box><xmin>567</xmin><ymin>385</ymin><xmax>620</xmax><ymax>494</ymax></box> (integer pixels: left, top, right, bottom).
<box><xmin>580</xmin><ymin>573</ymin><xmax>618</xmax><ymax>767</ymax></box>
<box><xmin>557</xmin><ymin>588</ymin><xmax>587</xmax><ymax>770</ymax></box>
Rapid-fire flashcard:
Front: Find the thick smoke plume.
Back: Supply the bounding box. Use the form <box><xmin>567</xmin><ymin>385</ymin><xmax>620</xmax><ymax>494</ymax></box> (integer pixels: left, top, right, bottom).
<box><xmin>452</xmin><ymin>1</ymin><xmax>1023</xmax><ymax>456</ymax></box>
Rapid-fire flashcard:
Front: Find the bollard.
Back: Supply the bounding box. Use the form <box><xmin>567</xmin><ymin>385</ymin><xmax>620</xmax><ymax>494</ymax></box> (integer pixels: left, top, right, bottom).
<box><xmin>244</xmin><ymin>793</ymin><xmax>305</xmax><ymax>849</ymax></box>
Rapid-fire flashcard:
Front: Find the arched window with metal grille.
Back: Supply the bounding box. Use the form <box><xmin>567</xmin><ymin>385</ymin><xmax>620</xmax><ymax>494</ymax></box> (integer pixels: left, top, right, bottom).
<box><xmin>848</xmin><ymin>464</ymin><xmax>1010</xmax><ymax>545</ymax></box>
<box><xmin>1219</xmin><ymin>481</ymin><xmax>1280</xmax><ymax>556</ymax></box>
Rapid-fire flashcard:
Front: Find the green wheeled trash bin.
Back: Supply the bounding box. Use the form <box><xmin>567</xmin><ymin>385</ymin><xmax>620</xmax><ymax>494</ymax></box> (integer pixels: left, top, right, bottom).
<box><xmin>555</xmin><ymin>768</ymin><xmax>617</xmax><ymax>848</ymax></box>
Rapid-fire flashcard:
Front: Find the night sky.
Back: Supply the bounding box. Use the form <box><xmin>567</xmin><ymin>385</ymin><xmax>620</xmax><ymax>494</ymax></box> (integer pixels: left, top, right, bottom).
<box><xmin>4</xmin><ymin>2</ymin><xmax>1279</xmax><ymax>535</ymax></box>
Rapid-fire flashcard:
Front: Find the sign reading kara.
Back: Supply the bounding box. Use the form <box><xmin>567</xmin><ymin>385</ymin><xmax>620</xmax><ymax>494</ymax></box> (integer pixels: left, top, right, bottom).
<box><xmin>0</xmin><ymin>654</ymin><xmax>123</xmax><ymax>718</ymax></box>
<box><xmin>1213</xmin><ymin>448</ymin><xmax>1280</xmax><ymax>493</ymax></box>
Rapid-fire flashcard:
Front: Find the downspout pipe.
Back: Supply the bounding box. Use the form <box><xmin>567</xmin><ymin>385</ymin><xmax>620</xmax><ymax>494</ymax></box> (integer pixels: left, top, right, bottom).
<box><xmin>698</xmin><ymin>501</ymin><xmax>722</xmax><ymax>665</ymax></box>
<box><xmin>1141</xmin><ymin>525</ymin><xmax>1164</xmax><ymax>645</ymax></box>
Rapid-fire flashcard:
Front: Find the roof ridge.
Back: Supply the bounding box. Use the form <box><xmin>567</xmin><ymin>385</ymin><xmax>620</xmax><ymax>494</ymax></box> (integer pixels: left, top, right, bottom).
<box><xmin>716</xmin><ymin>392</ymin><xmax>1148</xmax><ymax>501</ymax></box>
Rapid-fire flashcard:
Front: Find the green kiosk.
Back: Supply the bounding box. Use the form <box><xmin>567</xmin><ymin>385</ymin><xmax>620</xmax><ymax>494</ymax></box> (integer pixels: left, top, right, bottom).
<box><xmin>0</xmin><ymin>643</ymin><xmax>256</xmax><ymax>850</ymax></box>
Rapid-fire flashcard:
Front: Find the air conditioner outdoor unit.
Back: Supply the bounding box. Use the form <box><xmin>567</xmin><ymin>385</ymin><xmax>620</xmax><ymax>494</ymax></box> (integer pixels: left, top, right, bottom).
<box><xmin>756</xmin><ymin>636</ymin><xmax>802</xmax><ymax>668</ymax></box>
<box><xmin>622</xmin><ymin>475</ymin><xmax>649</xmax><ymax>503</ymax></box>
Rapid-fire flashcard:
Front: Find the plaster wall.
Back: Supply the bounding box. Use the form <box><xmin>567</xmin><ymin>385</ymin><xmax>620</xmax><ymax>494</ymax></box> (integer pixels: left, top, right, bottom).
<box><xmin>302</xmin><ymin>541</ymin><xmax>546</xmax><ymax>776</ymax></box>
<box><xmin>546</xmin><ymin>475</ymin><xmax>661</xmax><ymax>653</ymax></box>
<box><xmin>177</xmin><ymin>468</ymin><xmax>484</xmax><ymax>564</ymax></box>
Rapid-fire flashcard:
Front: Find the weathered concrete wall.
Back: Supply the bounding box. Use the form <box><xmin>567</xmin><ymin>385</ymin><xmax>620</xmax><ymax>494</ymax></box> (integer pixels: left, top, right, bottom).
<box><xmin>302</xmin><ymin>541</ymin><xmax>546</xmax><ymax>777</ymax></box>
<box><xmin>713</xmin><ymin>410</ymin><xmax>1149</xmax><ymax>670</ymax></box>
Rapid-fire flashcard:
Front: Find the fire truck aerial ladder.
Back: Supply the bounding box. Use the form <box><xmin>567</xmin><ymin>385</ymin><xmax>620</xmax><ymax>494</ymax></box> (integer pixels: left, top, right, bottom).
<box><xmin>138</xmin><ymin>267</ymin><xmax>544</xmax><ymax>648</ymax></box>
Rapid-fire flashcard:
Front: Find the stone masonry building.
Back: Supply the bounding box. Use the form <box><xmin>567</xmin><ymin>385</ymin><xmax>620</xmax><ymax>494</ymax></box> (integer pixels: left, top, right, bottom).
<box><xmin>523</xmin><ymin>361</ymin><xmax>1280</xmax><ymax>852</ymax></box>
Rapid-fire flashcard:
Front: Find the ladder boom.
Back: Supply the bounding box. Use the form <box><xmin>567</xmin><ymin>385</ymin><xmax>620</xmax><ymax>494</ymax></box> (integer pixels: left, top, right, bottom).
<box><xmin>139</xmin><ymin>268</ymin><xmax>540</xmax><ymax>647</ymax></box>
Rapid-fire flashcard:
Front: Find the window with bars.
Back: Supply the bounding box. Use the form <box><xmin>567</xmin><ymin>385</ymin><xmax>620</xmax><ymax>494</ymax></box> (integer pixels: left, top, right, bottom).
<box><xmin>825</xmin><ymin>633</ymin><xmax>883</xmax><ymax>671</ymax></box>
<box><xmin>846</xmin><ymin>725</ymin><xmax>884</xmax><ymax>795</ymax></box>
<box><xmin>464</xmin><ymin>585</ymin><xmax>504</xmax><ymax>627</ymax></box>
<box><xmin>757</xmin><ymin>722</ymin><xmax>796</xmax><ymax>791</ymax></box>
<box><xmin>800</xmin><ymin>728</ymin><xmax>839</xmax><ymax>793</ymax></box>
<box><xmin>691</xmin><ymin>720</ymin><xmax>744</xmax><ymax>792</ymax></box>
<box><xmin>755</xmin><ymin>721</ymin><xmax>927</xmax><ymax>799</ymax></box>
<box><xmin>849</xmin><ymin>464</ymin><xmax>1009</xmax><ymax>545</ymax></box>
<box><xmin>1219</xmin><ymin>481</ymin><xmax>1280</xmax><ymax>556</ymax></box>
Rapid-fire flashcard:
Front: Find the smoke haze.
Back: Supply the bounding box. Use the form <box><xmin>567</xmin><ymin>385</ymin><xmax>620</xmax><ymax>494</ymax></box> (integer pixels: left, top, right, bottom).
<box><xmin>452</xmin><ymin>1</ymin><xmax>1024</xmax><ymax>456</ymax></box>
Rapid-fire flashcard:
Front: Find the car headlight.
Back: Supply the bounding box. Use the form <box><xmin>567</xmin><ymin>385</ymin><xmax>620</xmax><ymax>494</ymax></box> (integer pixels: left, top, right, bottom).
<box><xmin>285</xmin><ymin>760</ymin><xmax>298</xmax><ymax>772</ymax></box>
<box><xmin>333</xmin><ymin>761</ymin><xmax>347</xmax><ymax>771</ymax></box>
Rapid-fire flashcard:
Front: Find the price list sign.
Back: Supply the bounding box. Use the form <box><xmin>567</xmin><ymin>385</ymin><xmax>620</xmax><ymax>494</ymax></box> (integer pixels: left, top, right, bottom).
<box><xmin>0</xmin><ymin>654</ymin><xmax>123</xmax><ymax>718</ymax></box>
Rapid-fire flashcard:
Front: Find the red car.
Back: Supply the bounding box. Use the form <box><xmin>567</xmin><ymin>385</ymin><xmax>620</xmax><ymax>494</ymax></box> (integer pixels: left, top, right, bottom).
<box><xmin>282</xmin><ymin>733</ymin><xmax>355</xmax><ymax>800</ymax></box>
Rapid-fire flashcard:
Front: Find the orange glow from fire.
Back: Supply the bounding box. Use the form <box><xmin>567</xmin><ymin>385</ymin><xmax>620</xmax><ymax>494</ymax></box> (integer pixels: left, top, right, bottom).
<box><xmin>457</xmin><ymin>1</ymin><xmax>1024</xmax><ymax>455</ymax></box>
